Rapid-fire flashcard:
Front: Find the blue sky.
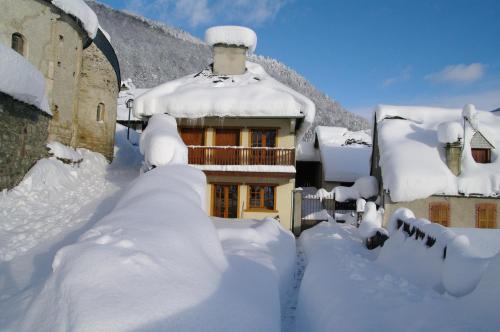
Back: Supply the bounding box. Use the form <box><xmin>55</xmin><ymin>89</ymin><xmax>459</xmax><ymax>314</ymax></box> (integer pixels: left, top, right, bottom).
<box><xmin>101</xmin><ymin>0</ymin><xmax>500</xmax><ymax>119</ymax></box>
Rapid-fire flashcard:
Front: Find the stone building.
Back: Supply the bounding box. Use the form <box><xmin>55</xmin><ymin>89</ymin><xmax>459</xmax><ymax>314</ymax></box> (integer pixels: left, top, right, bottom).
<box><xmin>134</xmin><ymin>26</ymin><xmax>315</xmax><ymax>231</ymax></box>
<box><xmin>371</xmin><ymin>104</ymin><xmax>500</xmax><ymax>229</ymax></box>
<box><xmin>0</xmin><ymin>0</ymin><xmax>120</xmax><ymax>162</ymax></box>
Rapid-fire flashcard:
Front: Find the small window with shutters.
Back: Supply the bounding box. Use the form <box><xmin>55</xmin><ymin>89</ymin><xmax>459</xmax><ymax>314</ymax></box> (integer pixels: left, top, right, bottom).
<box><xmin>476</xmin><ymin>204</ymin><xmax>497</xmax><ymax>229</ymax></box>
<box><xmin>429</xmin><ymin>202</ymin><xmax>450</xmax><ymax>227</ymax></box>
<box><xmin>12</xmin><ymin>33</ymin><xmax>25</xmax><ymax>56</ymax></box>
<box><xmin>248</xmin><ymin>185</ymin><xmax>276</xmax><ymax>211</ymax></box>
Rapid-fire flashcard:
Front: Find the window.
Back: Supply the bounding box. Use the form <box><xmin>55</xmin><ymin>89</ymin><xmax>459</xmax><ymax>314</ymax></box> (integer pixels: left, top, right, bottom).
<box><xmin>429</xmin><ymin>202</ymin><xmax>450</xmax><ymax>227</ymax></box>
<box><xmin>476</xmin><ymin>204</ymin><xmax>497</xmax><ymax>229</ymax></box>
<box><xmin>11</xmin><ymin>33</ymin><xmax>25</xmax><ymax>55</ymax></box>
<box><xmin>96</xmin><ymin>103</ymin><xmax>105</xmax><ymax>122</ymax></box>
<box><xmin>251</xmin><ymin>129</ymin><xmax>276</xmax><ymax>148</ymax></box>
<box><xmin>471</xmin><ymin>148</ymin><xmax>491</xmax><ymax>164</ymax></box>
<box><xmin>248</xmin><ymin>185</ymin><xmax>275</xmax><ymax>210</ymax></box>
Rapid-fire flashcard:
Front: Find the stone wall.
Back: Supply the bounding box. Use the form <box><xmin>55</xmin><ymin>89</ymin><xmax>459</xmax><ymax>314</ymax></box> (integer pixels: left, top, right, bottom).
<box><xmin>0</xmin><ymin>0</ymin><xmax>86</xmax><ymax>146</ymax></box>
<box><xmin>76</xmin><ymin>42</ymin><xmax>118</xmax><ymax>160</ymax></box>
<box><xmin>0</xmin><ymin>92</ymin><xmax>50</xmax><ymax>190</ymax></box>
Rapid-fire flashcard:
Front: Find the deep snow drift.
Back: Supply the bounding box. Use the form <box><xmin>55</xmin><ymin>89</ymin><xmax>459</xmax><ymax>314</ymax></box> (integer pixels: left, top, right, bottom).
<box><xmin>18</xmin><ymin>166</ymin><xmax>286</xmax><ymax>332</ymax></box>
<box><xmin>294</xmin><ymin>221</ymin><xmax>500</xmax><ymax>332</ymax></box>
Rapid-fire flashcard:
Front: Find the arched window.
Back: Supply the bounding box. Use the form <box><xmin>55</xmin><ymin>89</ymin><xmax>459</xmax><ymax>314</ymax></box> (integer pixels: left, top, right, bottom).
<box><xmin>11</xmin><ymin>33</ymin><xmax>25</xmax><ymax>56</ymax></box>
<box><xmin>96</xmin><ymin>103</ymin><xmax>105</xmax><ymax>122</ymax></box>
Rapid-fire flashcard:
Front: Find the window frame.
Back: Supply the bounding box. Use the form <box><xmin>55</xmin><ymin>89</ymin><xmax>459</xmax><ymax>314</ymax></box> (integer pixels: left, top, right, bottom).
<box><xmin>428</xmin><ymin>202</ymin><xmax>450</xmax><ymax>227</ymax></box>
<box><xmin>249</xmin><ymin>128</ymin><xmax>278</xmax><ymax>148</ymax></box>
<box><xmin>247</xmin><ymin>184</ymin><xmax>277</xmax><ymax>212</ymax></box>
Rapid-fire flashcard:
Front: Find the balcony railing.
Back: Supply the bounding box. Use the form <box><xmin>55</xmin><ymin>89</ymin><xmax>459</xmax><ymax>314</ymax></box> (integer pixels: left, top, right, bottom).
<box><xmin>187</xmin><ymin>146</ymin><xmax>295</xmax><ymax>166</ymax></box>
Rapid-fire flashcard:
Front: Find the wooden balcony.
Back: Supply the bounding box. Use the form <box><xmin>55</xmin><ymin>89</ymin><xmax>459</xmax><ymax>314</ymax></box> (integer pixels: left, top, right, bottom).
<box><xmin>187</xmin><ymin>146</ymin><xmax>295</xmax><ymax>166</ymax></box>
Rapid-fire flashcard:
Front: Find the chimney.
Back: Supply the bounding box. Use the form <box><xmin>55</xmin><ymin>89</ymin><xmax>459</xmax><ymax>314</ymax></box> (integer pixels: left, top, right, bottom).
<box><xmin>205</xmin><ymin>26</ymin><xmax>257</xmax><ymax>76</ymax></box>
<box><xmin>438</xmin><ymin>121</ymin><xmax>463</xmax><ymax>176</ymax></box>
<box><xmin>445</xmin><ymin>141</ymin><xmax>462</xmax><ymax>176</ymax></box>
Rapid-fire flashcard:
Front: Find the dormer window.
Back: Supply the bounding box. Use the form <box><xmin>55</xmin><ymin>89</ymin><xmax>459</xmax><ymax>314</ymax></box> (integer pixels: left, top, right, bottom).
<box><xmin>11</xmin><ymin>33</ymin><xmax>25</xmax><ymax>56</ymax></box>
<box><xmin>470</xmin><ymin>131</ymin><xmax>494</xmax><ymax>164</ymax></box>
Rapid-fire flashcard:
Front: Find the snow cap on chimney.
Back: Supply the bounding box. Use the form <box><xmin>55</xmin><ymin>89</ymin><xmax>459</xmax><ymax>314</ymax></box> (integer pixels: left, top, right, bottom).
<box><xmin>205</xmin><ymin>26</ymin><xmax>257</xmax><ymax>53</ymax></box>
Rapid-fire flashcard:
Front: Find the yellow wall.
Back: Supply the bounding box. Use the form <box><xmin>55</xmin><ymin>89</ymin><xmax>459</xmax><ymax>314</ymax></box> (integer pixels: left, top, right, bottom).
<box><xmin>383</xmin><ymin>193</ymin><xmax>500</xmax><ymax>229</ymax></box>
<box><xmin>206</xmin><ymin>177</ymin><xmax>295</xmax><ymax>230</ymax></box>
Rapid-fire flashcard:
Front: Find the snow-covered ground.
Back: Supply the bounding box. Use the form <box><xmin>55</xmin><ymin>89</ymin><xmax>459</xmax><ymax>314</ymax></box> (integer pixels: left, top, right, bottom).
<box><xmin>294</xmin><ymin>221</ymin><xmax>500</xmax><ymax>332</ymax></box>
<box><xmin>0</xmin><ymin>124</ymin><xmax>142</xmax><ymax>327</ymax></box>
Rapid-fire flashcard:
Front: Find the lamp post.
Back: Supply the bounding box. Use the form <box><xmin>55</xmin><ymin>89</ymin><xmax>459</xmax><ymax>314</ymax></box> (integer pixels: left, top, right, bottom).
<box><xmin>126</xmin><ymin>98</ymin><xmax>134</xmax><ymax>141</ymax></box>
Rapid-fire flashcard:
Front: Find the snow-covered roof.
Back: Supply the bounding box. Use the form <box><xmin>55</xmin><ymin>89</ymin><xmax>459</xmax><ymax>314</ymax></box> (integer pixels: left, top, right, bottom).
<box><xmin>315</xmin><ymin>126</ymin><xmax>372</xmax><ymax>182</ymax></box>
<box><xmin>134</xmin><ymin>61</ymin><xmax>315</xmax><ymax>141</ymax></box>
<box><xmin>376</xmin><ymin>104</ymin><xmax>500</xmax><ymax>202</ymax></box>
<box><xmin>0</xmin><ymin>42</ymin><xmax>50</xmax><ymax>114</ymax></box>
<box><xmin>50</xmin><ymin>0</ymin><xmax>99</xmax><ymax>38</ymax></box>
<box><xmin>205</xmin><ymin>26</ymin><xmax>257</xmax><ymax>53</ymax></box>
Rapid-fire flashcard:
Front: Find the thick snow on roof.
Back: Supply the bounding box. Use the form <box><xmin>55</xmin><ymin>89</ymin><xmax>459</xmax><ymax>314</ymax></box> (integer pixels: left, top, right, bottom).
<box><xmin>134</xmin><ymin>61</ymin><xmax>315</xmax><ymax>140</ymax></box>
<box><xmin>0</xmin><ymin>43</ymin><xmax>50</xmax><ymax>114</ymax></box>
<box><xmin>51</xmin><ymin>0</ymin><xmax>99</xmax><ymax>38</ymax></box>
<box><xmin>376</xmin><ymin>104</ymin><xmax>500</xmax><ymax>201</ymax></box>
<box><xmin>315</xmin><ymin>126</ymin><xmax>372</xmax><ymax>182</ymax></box>
<box><xmin>205</xmin><ymin>26</ymin><xmax>257</xmax><ymax>53</ymax></box>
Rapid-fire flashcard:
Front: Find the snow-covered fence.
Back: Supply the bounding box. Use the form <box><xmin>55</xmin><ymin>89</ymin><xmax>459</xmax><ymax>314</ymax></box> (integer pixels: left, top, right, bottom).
<box><xmin>377</xmin><ymin>208</ymin><xmax>490</xmax><ymax>297</ymax></box>
<box><xmin>300</xmin><ymin>188</ymin><xmax>335</xmax><ymax>231</ymax></box>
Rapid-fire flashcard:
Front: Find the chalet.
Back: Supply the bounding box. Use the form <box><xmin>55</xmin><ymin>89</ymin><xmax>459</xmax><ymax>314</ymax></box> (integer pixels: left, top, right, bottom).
<box><xmin>134</xmin><ymin>26</ymin><xmax>315</xmax><ymax>230</ymax></box>
<box><xmin>371</xmin><ymin>104</ymin><xmax>500</xmax><ymax>229</ymax></box>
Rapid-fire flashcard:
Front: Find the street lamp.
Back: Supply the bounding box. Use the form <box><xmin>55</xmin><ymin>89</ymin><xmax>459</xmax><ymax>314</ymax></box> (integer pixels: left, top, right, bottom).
<box><xmin>126</xmin><ymin>98</ymin><xmax>134</xmax><ymax>140</ymax></box>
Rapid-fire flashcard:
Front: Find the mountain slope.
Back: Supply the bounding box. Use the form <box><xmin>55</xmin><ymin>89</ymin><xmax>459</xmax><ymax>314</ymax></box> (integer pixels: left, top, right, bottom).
<box><xmin>87</xmin><ymin>1</ymin><xmax>369</xmax><ymax>139</ymax></box>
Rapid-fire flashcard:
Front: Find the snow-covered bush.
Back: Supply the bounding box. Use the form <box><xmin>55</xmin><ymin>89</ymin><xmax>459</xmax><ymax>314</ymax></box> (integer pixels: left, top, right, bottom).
<box><xmin>139</xmin><ymin>113</ymin><xmax>187</xmax><ymax>169</ymax></box>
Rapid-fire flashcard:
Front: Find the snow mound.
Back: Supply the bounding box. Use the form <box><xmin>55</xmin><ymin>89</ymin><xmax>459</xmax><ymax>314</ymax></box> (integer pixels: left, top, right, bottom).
<box><xmin>334</xmin><ymin>176</ymin><xmax>378</xmax><ymax>202</ymax></box>
<box><xmin>205</xmin><ymin>26</ymin><xmax>257</xmax><ymax>53</ymax></box>
<box><xmin>378</xmin><ymin>208</ymin><xmax>490</xmax><ymax>297</ymax></box>
<box><xmin>133</xmin><ymin>61</ymin><xmax>315</xmax><ymax>141</ymax></box>
<box><xmin>213</xmin><ymin>217</ymin><xmax>296</xmax><ymax>313</ymax></box>
<box><xmin>51</xmin><ymin>0</ymin><xmax>99</xmax><ymax>38</ymax></box>
<box><xmin>47</xmin><ymin>141</ymin><xmax>83</xmax><ymax>162</ymax></box>
<box><xmin>437</xmin><ymin>121</ymin><xmax>463</xmax><ymax>144</ymax></box>
<box><xmin>358</xmin><ymin>202</ymin><xmax>385</xmax><ymax>239</ymax></box>
<box><xmin>20</xmin><ymin>165</ymin><xmax>282</xmax><ymax>331</ymax></box>
<box><xmin>139</xmin><ymin>114</ymin><xmax>187</xmax><ymax>169</ymax></box>
<box><xmin>0</xmin><ymin>43</ymin><xmax>50</xmax><ymax>114</ymax></box>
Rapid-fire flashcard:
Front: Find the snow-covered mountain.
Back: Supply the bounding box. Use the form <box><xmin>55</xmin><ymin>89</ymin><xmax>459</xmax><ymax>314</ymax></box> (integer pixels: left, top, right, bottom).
<box><xmin>86</xmin><ymin>1</ymin><xmax>369</xmax><ymax>140</ymax></box>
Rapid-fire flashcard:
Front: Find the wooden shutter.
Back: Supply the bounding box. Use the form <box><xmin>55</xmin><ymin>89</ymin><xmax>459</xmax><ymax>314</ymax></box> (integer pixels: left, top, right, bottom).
<box><xmin>471</xmin><ymin>148</ymin><xmax>491</xmax><ymax>163</ymax></box>
<box><xmin>476</xmin><ymin>204</ymin><xmax>497</xmax><ymax>229</ymax></box>
<box><xmin>429</xmin><ymin>202</ymin><xmax>450</xmax><ymax>227</ymax></box>
<box><xmin>179</xmin><ymin>128</ymin><xmax>204</xmax><ymax>146</ymax></box>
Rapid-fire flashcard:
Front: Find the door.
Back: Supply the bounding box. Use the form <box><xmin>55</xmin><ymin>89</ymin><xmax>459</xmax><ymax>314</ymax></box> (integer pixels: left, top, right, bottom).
<box><xmin>215</xmin><ymin>129</ymin><xmax>240</xmax><ymax>164</ymax></box>
<box><xmin>180</xmin><ymin>128</ymin><xmax>205</xmax><ymax>164</ymax></box>
<box><xmin>213</xmin><ymin>184</ymin><xmax>239</xmax><ymax>218</ymax></box>
<box><xmin>471</xmin><ymin>148</ymin><xmax>491</xmax><ymax>163</ymax></box>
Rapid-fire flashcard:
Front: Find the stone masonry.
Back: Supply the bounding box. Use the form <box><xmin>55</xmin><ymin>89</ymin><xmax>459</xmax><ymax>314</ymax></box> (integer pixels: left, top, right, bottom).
<box><xmin>0</xmin><ymin>92</ymin><xmax>50</xmax><ymax>190</ymax></box>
